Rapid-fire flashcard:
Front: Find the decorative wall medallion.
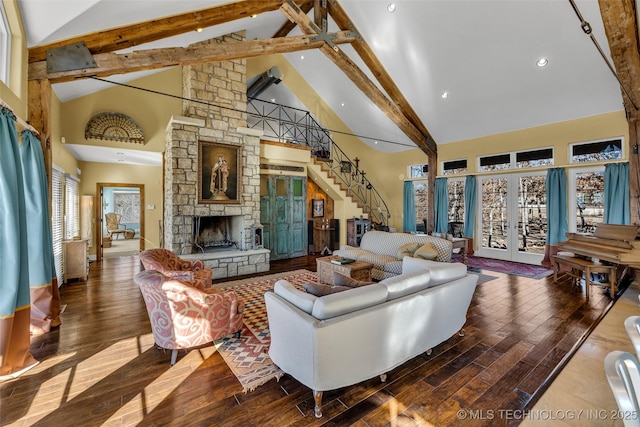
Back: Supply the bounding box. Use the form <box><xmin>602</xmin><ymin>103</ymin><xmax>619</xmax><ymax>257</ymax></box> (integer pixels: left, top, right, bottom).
<box><xmin>85</xmin><ymin>112</ymin><xmax>145</xmax><ymax>144</ymax></box>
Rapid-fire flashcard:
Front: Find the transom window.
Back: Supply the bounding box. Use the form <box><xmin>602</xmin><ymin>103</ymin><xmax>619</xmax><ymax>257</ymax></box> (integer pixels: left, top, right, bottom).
<box><xmin>570</xmin><ymin>138</ymin><xmax>623</xmax><ymax>163</ymax></box>
<box><xmin>479</xmin><ymin>148</ymin><xmax>553</xmax><ymax>172</ymax></box>
<box><xmin>479</xmin><ymin>153</ymin><xmax>510</xmax><ymax>172</ymax></box>
<box><xmin>442</xmin><ymin>159</ymin><xmax>467</xmax><ymax>176</ymax></box>
<box><xmin>409</xmin><ymin>164</ymin><xmax>428</xmax><ymax>179</ymax></box>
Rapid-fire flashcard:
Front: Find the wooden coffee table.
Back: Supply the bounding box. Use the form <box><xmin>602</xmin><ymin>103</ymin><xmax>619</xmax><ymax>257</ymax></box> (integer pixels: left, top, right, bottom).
<box><xmin>316</xmin><ymin>256</ymin><xmax>374</xmax><ymax>285</ymax></box>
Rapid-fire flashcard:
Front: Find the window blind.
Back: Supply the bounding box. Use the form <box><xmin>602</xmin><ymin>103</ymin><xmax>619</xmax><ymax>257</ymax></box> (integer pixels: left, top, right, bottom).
<box><xmin>52</xmin><ymin>165</ymin><xmax>64</xmax><ymax>285</ymax></box>
<box><xmin>64</xmin><ymin>174</ymin><xmax>80</xmax><ymax>240</ymax></box>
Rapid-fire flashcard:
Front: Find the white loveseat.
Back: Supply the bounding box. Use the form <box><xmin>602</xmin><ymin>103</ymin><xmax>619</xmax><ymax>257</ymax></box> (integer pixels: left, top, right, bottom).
<box><xmin>332</xmin><ymin>230</ymin><xmax>454</xmax><ymax>280</ymax></box>
<box><xmin>264</xmin><ymin>257</ymin><xmax>478</xmax><ymax>417</ymax></box>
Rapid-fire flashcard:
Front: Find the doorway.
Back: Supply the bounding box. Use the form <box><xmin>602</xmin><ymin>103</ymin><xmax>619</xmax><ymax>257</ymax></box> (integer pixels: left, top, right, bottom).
<box><xmin>96</xmin><ymin>183</ymin><xmax>145</xmax><ymax>260</ymax></box>
<box><xmin>475</xmin><ymin>172</ymin><xmax>546</xmax><ymax>265</ymax></box>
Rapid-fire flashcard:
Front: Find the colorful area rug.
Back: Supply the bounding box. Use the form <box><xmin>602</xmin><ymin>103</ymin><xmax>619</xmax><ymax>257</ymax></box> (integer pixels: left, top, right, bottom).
<box><xmin>454</xmin><ymin>255</ymin><xmax>553</xmax><ymax>279</ymax></box>
<box><xmin>213</xmin><ymin>270</ymin><xmax>318</xmax><ymax>392</ymax></box>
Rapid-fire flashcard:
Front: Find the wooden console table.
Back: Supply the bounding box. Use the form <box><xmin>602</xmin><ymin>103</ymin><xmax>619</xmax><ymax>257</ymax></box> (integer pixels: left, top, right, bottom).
<box><xmin>316</xmin><ymin>256</ymin><xmax>373</xmax><ymax>285</ymax></box>
<box><xmin>552</xmin><ymin>254</ymin><xmax>616</xmax><ymax>300</ymax></box>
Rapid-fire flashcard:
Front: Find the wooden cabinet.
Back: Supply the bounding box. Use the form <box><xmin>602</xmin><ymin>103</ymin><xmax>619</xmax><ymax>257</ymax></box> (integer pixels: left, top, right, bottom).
<box><xmin>347</xmin><ymin>218</ymin><xmax>371</xmax><ymax>247</ymax></box>
<box><xmin>260</xmin><ymin>175</ymin><xmax>307</xmax><ymax>260</ymax></box>
<box><xmin>63</xmin><ymin>239</ymin><xmax>89</xmax><ymax>283</ymax></box>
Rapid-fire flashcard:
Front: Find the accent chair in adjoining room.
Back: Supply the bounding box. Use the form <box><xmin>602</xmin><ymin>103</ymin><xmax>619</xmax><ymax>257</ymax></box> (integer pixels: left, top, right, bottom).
<box><xmin>139</xmin><ymin>248</ymin><xmax>213</xmax><ymax>290</ymax></box>
<box><xmin>105</xmin><ymin>212</ymin><xmax>127</xmax><ymax>240</ymax></box>
<box><xmin>134</xmin><ymin>269</ymin><xmax>244</xmax><ymax>366</ymax></box>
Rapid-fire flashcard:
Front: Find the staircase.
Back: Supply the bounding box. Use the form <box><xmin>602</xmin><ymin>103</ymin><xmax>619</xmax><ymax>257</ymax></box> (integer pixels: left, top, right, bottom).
<box><xmin>247</xmin><ymin>98</ymin><xmax>391</xmax><ymax>227</ymax></box>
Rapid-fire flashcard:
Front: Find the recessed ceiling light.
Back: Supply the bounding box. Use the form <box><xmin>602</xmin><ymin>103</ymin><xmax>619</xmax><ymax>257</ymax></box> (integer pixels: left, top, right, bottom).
<box><xmin>374</xmin><ymin>140</ymin><xmax>378</xmax><ymax>144</ymax></box>
<box><xmin>251</xmin><ymin>14</ymin><xmax>258</xmax><ymax>18</ymax></box>
<box><xmin>536</xmin><ymin>58</ymin><xmax>548</xmax><ymax>67</ymax></box>
<box><xmin>387</xmin><ymin>3</ymin><xmax>396</xmax><ymax>13</ymax></box>
<box><xmin>195</xmin><ymin>28</ymin><xmax>203</xmax><ymax>33</ymax></box>
<box><xmin>300</xmin><ymin>55</ymin><xmax>304</xmax><ymax>60</ymax></box>
<box><xmin>441</xmin><ymin>91</ymin><xmax>449</xmax><ymax>99</ymax></box>
<box><xmin>341</xmin><ymin>102</ymin><xmax>345</xmax><ymax>107</ymax></box>
<box><xmin>271</xmin><ymin>98</ymin><xmax>276</xmax><ymax>103</ymax></box>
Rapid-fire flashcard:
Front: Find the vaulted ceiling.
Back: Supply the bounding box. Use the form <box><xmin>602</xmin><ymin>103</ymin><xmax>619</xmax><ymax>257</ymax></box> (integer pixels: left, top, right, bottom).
<box><xmin>17</xmin><ymin>0</ymin><xmax>640</xmax><ymax>158</ymax></box>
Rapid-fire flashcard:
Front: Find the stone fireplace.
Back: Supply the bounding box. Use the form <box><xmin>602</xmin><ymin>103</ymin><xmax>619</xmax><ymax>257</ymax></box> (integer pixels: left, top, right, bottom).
<box><xmin>162</xmin><ymin>31</ymin><xmax>269</xmax><ymax>279</ymax></box>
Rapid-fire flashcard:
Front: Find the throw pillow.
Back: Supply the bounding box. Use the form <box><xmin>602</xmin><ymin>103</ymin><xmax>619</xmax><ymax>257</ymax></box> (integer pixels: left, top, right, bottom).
<box><xmin>397</xmin><ymin>242</ymin><xmax>421</xmax><ymax>260</ymax></box>
<box><xmin>333</xmin><ymin>271</ymin><xmax>374</xmax><ymax>288</ymax></box>
<box><xmin>303</xmin><ymin>282</ymin><xmax>351</xmax><ymax>296</ymax></box>
<box><xmin>414</xmin><ymin>242</ymin><xmax>439</xmax><ymax>260</ymax></box>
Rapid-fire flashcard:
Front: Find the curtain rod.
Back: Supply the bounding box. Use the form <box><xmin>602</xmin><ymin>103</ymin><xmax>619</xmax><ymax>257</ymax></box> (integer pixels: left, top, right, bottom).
<box><xmin>0</xmin><ymin>98</ymin><xmax>40</xmax><ymax>135</ymax></box>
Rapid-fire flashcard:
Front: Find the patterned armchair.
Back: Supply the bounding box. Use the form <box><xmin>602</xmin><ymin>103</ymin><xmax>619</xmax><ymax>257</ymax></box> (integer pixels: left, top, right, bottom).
<box><xmin>134</xmin><ymin>269</ymin><xmax>244</xmax><ymax>366</ymax></box>
<box><xmin>139</xmin><ymin>248</ymin><xmax>213</xmax><ymax>290</ymax></box>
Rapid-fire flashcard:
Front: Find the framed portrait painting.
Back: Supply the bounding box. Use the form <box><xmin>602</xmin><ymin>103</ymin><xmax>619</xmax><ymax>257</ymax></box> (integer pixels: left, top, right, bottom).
<box><xmin>198</xmin><ymin>140</ymin><xmax>242</xmax><ymax>204</ymax></box>
<box><xmin>312</xmin><ymin>199</ymin><xmax>324</xmax><ymax>218</ymax></box>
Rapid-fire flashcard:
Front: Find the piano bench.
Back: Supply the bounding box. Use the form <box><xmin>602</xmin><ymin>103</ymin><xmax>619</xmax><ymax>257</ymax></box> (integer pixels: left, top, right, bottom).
<box><xmin>552</xmin><ymin>255</ymin><xmax>616</xmax><ymax>300</ymax></box>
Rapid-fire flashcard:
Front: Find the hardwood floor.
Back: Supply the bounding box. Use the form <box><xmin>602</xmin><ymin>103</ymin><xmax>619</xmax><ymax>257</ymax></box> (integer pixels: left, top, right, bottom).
<box><xmin>1</xmin><ymin>255</ymin><xmax>632</xmax><ymax>426</ymax></box>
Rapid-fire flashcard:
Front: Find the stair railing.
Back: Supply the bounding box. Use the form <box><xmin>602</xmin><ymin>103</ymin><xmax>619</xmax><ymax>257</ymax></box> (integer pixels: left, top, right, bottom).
<box><xmin>247</xmin><ymin>98</ymin><xmax>390</xmax><ymax>227</ymax></box>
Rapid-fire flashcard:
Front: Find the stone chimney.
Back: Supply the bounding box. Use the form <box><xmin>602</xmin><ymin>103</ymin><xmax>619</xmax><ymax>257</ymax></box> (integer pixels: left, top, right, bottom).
<box><xmin>163</xmin><ymin>31</ymin><xmax>267</xmax><ymax>277</ymax></box>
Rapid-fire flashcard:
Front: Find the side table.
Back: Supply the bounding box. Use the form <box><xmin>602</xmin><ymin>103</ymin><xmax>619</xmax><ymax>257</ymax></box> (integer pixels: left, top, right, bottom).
<box><xmin>314</xmin><ymin>227</ymin><xmax>334</xmax><ymax>256</ymax></box>
<box><xmin>316</xmin><ymin>256</ymin><xmax>374</xmax><ymax>285</ymax></box>
<box><xmin>451</xmin><ymin>237</ymin><xmax>469</xmax><ymax>264</ymax></box>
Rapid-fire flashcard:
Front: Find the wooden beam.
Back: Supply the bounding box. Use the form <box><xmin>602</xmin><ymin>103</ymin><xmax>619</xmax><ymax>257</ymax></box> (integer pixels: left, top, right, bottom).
<box><xmin>599</xmin><ymin>0</ymin><xmax>640</xmax><ymax>225</ymax></box>
<box><xmin>28</xmin><ymin>0</ymin><xmax>314</xmax><ymax>63</ymax></box>
<box><xmin>319</xmin><ymin>44</ymin><xmax>434</xmax><ymax>154</ymax></box>
<box><xmin>598</xmin><ymin>0</ymin><xmax>640</xmax><ymax>120</ymax></box>
<box><xmin>327</xmin><ymin>0</ymin><xmax>436</xmax><ymax>155</ymax></box>
<box><xmin>29</xmin><ymin>33</ymin><xmax>356</xmax><ymax>83</ymax></box>
<box><xmin>314</xmin><ymin>0</ymin><xmax>327</xmax><ymax>29</ymax></box>
<box><xmin>273</xmin><ymin>2</ymin><xmax>313</xmax><ymax>38</ymax></box>
<box><xmin>28</xmin><ymin>79</ymin><xmax>52</xmax><ymax>205</ymax></box>
<box><xmin>280</xmin><ymin>0</ymin><xmax>435</xmax><ymax>155</ymax></box>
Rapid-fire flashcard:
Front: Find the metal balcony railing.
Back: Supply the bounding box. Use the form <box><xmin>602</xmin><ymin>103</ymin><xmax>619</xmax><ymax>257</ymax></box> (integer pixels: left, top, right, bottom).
<box><xmin>247</xmin><ymin>98</ymin><xmax>390</xmax><ymax>227</ymax></box>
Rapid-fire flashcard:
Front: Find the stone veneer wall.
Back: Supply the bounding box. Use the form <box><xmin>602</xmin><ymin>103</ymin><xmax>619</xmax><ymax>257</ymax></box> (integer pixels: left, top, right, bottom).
<box><xmin>164</xmin><ymin>31</ymin><xmax>269</xmax><ymax>278</ymax></box>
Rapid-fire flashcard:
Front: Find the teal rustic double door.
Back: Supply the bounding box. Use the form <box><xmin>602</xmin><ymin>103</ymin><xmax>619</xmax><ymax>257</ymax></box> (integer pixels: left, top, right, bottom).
<box><xmin>260</xmin><ymin>175</ymin><xmax>307</xmax><ymax>260</ymax></box>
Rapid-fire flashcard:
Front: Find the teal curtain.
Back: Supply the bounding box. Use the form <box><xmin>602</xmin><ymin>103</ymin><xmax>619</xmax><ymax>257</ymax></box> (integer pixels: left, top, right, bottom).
<box><xmin>0</xmin><ymin>107</ymin><xmax>36</xmax><ymax>377</ymax></box>
<box><xmin>20</xmin><ymin>129</ymin><xmax>60</xmax><ymax>333</ymax></box>
<box><xmin>434</xmin><ymin>177</ymin><xmax>448</xmax><ymax>233</ymax></box>
<box><xmin>545</xmin><ymin>168</ymin><xmax>568</xmax><ymax>245</ymax></box>
<box><xmin>403</xmin><ymin>181</ymin><xmax>416</xmax><ymax>232</ymax></box>
<box><xmin>604</xmin><ymin>162</ymin><xmax>630</xmax><ymax>225</ymax></box>
<box><xmin>463</xmin><ymin>175</ymin><xmax>476</xmax><ymax>238</ymax></box>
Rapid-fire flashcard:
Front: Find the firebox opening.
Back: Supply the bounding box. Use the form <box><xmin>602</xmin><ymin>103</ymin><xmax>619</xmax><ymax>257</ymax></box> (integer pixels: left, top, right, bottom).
<box><xmin>193</xmin><ymin>215</ymin><xmax>241</xmax><ymax>253</ymax></box>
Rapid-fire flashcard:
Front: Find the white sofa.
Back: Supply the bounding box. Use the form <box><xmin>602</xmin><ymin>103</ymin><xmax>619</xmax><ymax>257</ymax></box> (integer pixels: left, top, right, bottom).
<box><xmin>264</xmin><ymin>257</ymin><xmax>478</xmax><ymax>417</ymax></box>
<box><xmin>332</xmin><ymin>230</ymin><xmax>454</xmax><ymax>280</ymax></box>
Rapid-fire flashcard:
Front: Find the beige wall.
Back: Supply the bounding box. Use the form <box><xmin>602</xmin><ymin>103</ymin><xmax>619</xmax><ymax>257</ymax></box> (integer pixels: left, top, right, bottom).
<box><xmin>60</xmin><ymin>67</ymin><xmax>182</xmax><ymax>151</ymax></box>
<box><xmin>78</xmin><ymin>161</ymin><xmax>163</xmax><ymax>253</ymax></box>
<box><xmin>58</xmin><ymin>67</ymin><xmax>183</xmax><ymax>252</ymax></box>
<box><xmin>247</xmin><ymin>55</ymin><xmax>628</xmax><ymax>232</ymax></box>
<box><xmin>438</xmin><ymin>111</ymin><xmax>629</xmax><ymax>174</ymax></box>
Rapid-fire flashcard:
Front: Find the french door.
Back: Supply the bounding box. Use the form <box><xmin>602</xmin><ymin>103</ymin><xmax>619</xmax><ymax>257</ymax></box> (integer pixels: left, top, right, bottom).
<box><xmin>475</xmin><ymin>172</ymin><xmax>547</xmax><ymax>264</ymax></box>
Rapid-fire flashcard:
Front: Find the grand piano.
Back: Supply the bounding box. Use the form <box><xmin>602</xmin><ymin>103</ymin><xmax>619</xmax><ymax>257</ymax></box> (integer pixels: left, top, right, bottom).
<box><xmin>557</xmin><ymin>223</ymin><xmax>640</xmax><ymax>270</ymax></box>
